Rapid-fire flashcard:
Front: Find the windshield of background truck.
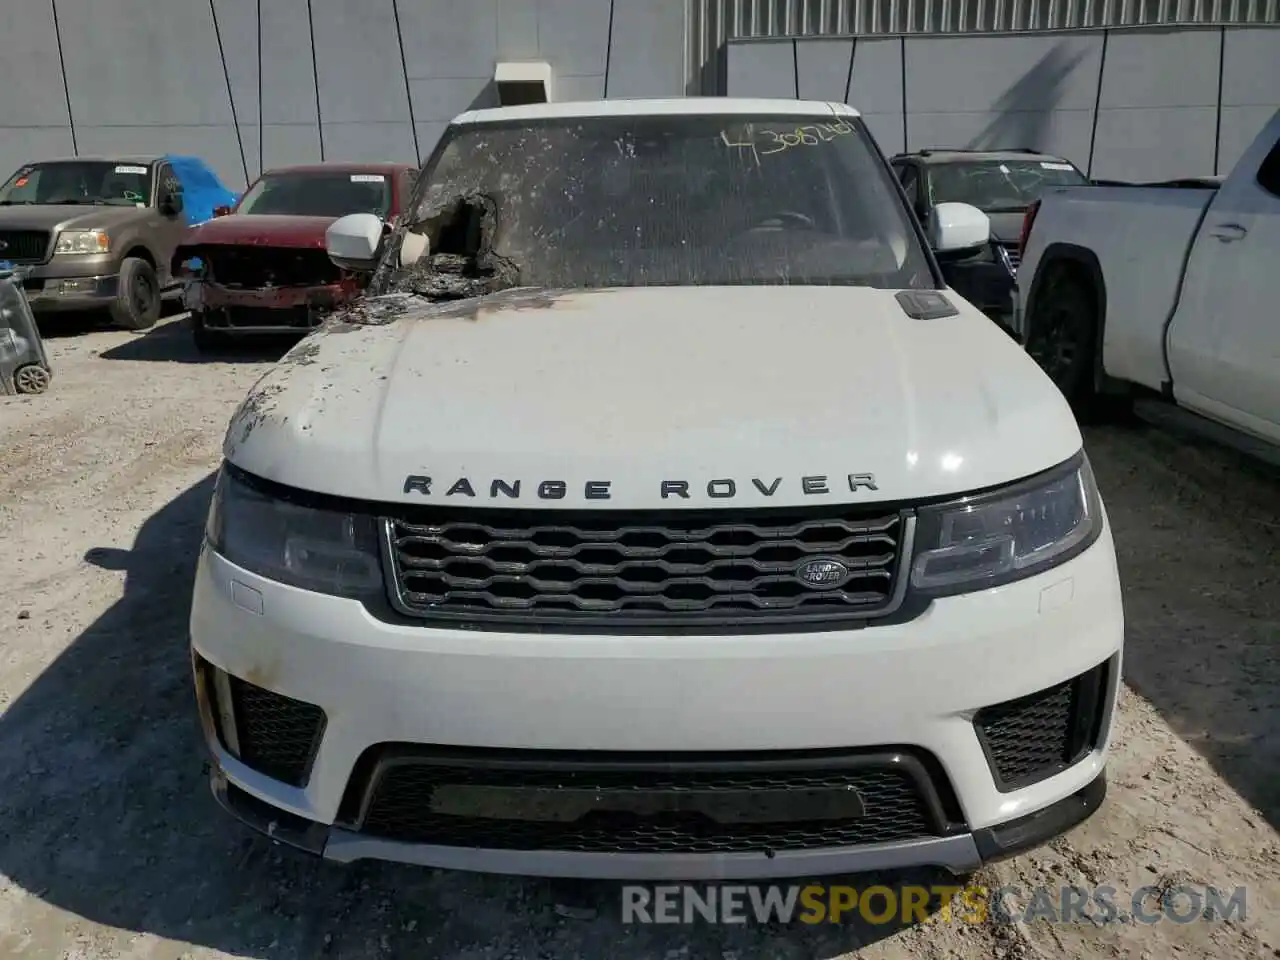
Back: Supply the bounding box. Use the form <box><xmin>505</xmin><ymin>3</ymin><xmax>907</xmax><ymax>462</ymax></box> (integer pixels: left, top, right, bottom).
<box><xmin>236</xmin><ymin>171</ymin><xmax>392</xmax><ymax>218</ymax></box>
<box><xmin>928</xmin><ymin>159</ymin><xmax>1087</xmax><ymax>212</ymax></box>
<box><xmin>0</xmin><ymin>161</ymin><xmax>152</xmax><ymax>206</ymax></box>
<box><xmin>410</xmin><ymin>114</ymin><xmax>933</xmax><ymax>289</ymax></box>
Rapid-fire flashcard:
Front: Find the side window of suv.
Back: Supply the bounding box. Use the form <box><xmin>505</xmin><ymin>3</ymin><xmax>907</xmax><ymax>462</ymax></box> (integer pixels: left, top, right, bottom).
<box><xmin>1257</xmin><ymin>137</ymin><xmax>1280</xmax><ymax>198</ymax></box>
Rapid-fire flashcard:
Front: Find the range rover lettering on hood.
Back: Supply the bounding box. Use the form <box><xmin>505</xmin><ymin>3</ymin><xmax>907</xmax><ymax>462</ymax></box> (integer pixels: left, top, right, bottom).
<box><xmin>402</xmin><ymin>474</ymin><xmax>880</xmax><ymax>501</ymax></box>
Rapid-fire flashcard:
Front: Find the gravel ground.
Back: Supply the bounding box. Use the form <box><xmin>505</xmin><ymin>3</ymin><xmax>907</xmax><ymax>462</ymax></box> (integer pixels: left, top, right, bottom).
<box><xmin>0</xmin><ymin>314</ymin><xmax>1277</xmax><ymax>960</ymax></box>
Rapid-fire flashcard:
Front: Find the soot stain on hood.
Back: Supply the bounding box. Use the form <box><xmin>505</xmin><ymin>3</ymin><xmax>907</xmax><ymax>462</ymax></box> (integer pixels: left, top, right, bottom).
<box><xmin>226</xmin><ymin>378</ymin><xmax>285</xmax><ymax>456</ymax></box>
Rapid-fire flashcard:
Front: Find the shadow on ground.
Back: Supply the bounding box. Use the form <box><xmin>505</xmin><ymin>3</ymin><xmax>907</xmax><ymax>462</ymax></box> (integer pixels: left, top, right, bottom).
<box><xmin>0</xmin><ymin>474</ymin><xmax>956</xmax><ymax>959</ymax></box>
<box><xmin>36</xmin><ymin>300</ymin><xmax>188</xmax><ymax>340</ymax></box>
<box><xmin>1083</xmin><ymin>421</ymin><xmax>1280</xmax><ymax>830</ymax></box>
<box><xmin>98</xmin><ymin>316</ymin><xmax>297</xmax><ymax>364</ymax></box>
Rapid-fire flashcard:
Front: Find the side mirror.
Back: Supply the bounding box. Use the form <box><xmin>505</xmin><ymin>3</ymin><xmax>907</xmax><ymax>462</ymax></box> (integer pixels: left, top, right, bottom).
<box><xmin>212</xmin><ymin>205</ymin><xmax>232</xmax><ymax>218</ymax></box>
<box><xmin>160</xmin><ymin>193</ymin><xmax>184</xmax><ymax>217</ymax></box>
<box><xmin>929</xmin><ymin>202</ymin><xmax>990</xmax><ymax>256</ymax></box>
<box><xmin>326</xmin><ymin>212</ymin><xmax>386</xmax><ymax>272</ymax></box>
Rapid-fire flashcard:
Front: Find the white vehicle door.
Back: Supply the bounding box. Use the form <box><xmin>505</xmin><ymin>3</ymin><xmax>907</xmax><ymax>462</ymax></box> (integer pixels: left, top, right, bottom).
<box><xmin>1169</xmin><ymin>111</ymin><xmax>1280</xmax><ymax>440</ymax></box>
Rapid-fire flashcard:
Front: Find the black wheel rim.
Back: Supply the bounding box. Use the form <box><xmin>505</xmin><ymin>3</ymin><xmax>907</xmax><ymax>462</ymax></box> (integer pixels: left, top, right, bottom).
<box><xmin>132</xmin><ymin>273</ymin><xmax>156</xmax><ymax>316</ymax></box>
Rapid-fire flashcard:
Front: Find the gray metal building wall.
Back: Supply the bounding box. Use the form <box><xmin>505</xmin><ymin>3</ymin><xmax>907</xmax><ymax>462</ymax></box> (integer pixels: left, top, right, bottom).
<box><xmin>0</xmin><ymin>1</ymin><xmax>1275</xmax><ymax>190</ymax></box>
<box><xmin>725</xmin><ymin>24</ymin><xmax>1280</xmax><ymax>179</ymax></box>
<box><xmin>0</xmin><ymin>0</ymin><xmax>687</xmax><ymax>190</ymax></box>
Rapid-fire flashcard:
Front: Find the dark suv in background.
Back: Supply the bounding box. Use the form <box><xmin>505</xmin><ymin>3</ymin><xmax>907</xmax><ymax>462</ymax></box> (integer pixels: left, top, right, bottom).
<box><xmin>890</xmin><ymin>149</ymin><xmax>1088</xmax><ymax>331</ymax></box>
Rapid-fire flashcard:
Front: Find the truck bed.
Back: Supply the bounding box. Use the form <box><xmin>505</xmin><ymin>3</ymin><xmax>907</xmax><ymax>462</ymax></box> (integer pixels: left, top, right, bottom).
<box><xmin>1017</xmin><ymin>182</ymin><xmax>1220</xmax><ymax>391</ymax></box>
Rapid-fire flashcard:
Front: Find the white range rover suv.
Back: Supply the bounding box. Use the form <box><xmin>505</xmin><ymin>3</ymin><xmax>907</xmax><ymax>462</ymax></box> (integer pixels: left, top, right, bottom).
<box><xmin>189</xmin><ymin>97</ymin><xmax>1124</xmax><ymax>880</ymax></box>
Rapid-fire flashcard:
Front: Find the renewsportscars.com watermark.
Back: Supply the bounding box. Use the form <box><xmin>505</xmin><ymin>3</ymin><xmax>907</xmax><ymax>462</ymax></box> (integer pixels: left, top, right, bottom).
<box><xmin>621</xmin><ymin>883</ymin><xmax>1248</xmax><ymax>926</ymax></box>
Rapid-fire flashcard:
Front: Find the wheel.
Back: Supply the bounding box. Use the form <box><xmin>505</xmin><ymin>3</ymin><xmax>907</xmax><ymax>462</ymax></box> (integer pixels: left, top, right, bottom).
<box><xmin>1026</xmin><ymin>273</ymin><xmax>1099</xmax><ymax>401</ymax></box>
<box><xmin>191</xmin><ymin>312</ymin><xmax>230</xmax><ymax>354</ymax></box>
<box><xmin>13</xmin><ymin>363</ymin><xmax>50</xmax><ymax>394</ymax></box>
<box><xmin>109</xmin><ymin>257</ymin><xmax>161</xmax><ymax>331</ymax></box>
<box><xmin>1026</xmin><ymin>274</ymin><xmax>1129</xmax><ymax>423</ymax></box>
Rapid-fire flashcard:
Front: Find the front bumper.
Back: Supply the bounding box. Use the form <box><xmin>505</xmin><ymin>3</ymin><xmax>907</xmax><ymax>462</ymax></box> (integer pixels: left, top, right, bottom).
<box><xmin>21</xmin><ymin>273</ymin><xmax>119</xmax><ymax>311</ymax></box>
<box><xmin>190</xmin><ymin>528</ymin><xmax>1125</xmax><ymax>879</ymax></box>
<box><xmin>187</xmin><ymin>280</ymin><xmax>346</xmax><ymax>334</ymax></box>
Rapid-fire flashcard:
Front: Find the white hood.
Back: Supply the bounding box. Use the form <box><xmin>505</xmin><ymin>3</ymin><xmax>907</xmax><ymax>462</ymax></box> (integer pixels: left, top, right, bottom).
<box><xmin>225</xmin><ymin>286</ymin><xmax>1082</xmax><ymax>508</ymax></box>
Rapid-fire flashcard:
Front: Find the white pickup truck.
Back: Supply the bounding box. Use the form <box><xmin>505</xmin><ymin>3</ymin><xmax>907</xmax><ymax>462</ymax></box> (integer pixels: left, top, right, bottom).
<box><xmin>190</xmin><ymin>98</ymin><xmax>1123</xmax><ymax>880</ymax></box>
<box><xmin>1016</xmin><ymin>108</ymin><xmax>1280</xmax><ymax>449</ymax></box>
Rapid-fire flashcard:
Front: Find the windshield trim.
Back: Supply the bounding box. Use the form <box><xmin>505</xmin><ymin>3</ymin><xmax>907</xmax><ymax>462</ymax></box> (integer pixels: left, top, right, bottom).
<box><xmin>371</xmin><ymin>113</ymin><xmax>947</xmax><ymax>295</ymax></box>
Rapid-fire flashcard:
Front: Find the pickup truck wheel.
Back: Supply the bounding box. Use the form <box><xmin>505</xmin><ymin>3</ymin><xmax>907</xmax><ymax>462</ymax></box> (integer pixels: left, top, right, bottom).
<box><xmin>190</xmin><ymin>312</ymin><xmax>229</xmax><ymax>354</ymax></box>
<box><xmin>109</xmin><ymin>257</ymin><xmax>161</xmax><ymax>331</ymax></box>
<box><xmin>1027</xmin><ymin>279</ymin><xmax>1097</xmax><ymax>407</ymax></box>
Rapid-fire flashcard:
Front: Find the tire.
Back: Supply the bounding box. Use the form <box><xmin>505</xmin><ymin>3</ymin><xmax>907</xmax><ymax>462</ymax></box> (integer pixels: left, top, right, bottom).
<box><xmin>1026</xmin><ymin>276</ymin><xmax>1097</xmax><ymax>403</ymax></box>
<box><xmin>190</xmin><ymin>312</ymin><xmax>230</xmax><ymax>354</ymax></box>
<box><xmin>1026</xmin><ymin>274</ymin><xmax>1130</xmax><ymax>424</ymax></box>
<box><xmin>109</xmin><ymin>257</ymin><xmax>161</xmax><ymax>331</ymax></box>
<box><xmin>13</xmin><ymin>363</ymin><xmax>51</xmax><ymax>395</ymax></box>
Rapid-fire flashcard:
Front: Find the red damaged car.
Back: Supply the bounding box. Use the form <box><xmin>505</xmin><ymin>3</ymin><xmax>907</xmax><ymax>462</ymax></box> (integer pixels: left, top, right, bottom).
<box><xmin>174</xmin><ymin>162</ymin><xmax>417</xmax><ymax>351</ymax></box>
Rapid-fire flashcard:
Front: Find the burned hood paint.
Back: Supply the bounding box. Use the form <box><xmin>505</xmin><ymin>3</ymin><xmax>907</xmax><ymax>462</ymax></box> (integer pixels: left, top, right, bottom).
<box><xmin>180</xmin><ymin>214</ymin><xmax>336</xmax><ymax>249</ymax></box>
<box><xmin>223</xmin><ymin>285</ymin><xmax>1083</xmax><ymax>509</ymax></box>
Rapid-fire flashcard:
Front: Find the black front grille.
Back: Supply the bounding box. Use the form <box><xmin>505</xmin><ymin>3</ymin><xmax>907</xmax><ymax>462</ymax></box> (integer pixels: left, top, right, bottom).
<box><xmin>225</xmin><ymin>675</ymin><xmax>327</xmax><ymax>787</ymax></box>
<box><xmin>0</xmin><ymin>230</ymin><xmax>49</xmax><ymax>263</ymax></box>
<box><xmin>999</xmin><ymin>242</ymin><xmax>1021</xmax><ymax>269</ymax></box>
<box><xmin>974</xmin><ymin>659</ymin><xmax>1112</xmax><ymax>792</ymax></box>
<box><xmin>348</xmin><ymin>749</ymin><xmax>952</xmax><ymax>854</ymax></box>
<box><xmin>203</xmin><ymin>245</ymin><xmax>341</xmax><ymax>288</ymax></box>
<box><xmin>385</xmin><ymin>505</ymin><xmax>908</xmax><ymax>629</ymax></box>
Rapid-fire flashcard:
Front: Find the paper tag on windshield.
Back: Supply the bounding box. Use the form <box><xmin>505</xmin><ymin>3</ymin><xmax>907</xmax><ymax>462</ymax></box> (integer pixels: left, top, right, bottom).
<box><xmin>351</xmin><ymin>174</ymin><xmax>385</xmax><ymax>183</ymax></box>
<box><xmin>1040</xmin><ymin>161</ymin><xmax>1075</xmax><ymax>171</ymax></box>
<box><xmin>999</xmin><ymin>164</ymin><xmax>1010</xmax><ymax>173</ymax></box>
<box><xmin>115</xmin><ymin>164</ymin><xmax>148</xmax><ymax>175</ymax></box>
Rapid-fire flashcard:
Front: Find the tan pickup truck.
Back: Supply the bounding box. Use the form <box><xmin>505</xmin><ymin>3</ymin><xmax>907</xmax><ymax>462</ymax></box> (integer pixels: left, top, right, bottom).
<box><xmin>0</xmin><ymin>154</ymin><xmax>235</xmax><ymax>330</ymax></box>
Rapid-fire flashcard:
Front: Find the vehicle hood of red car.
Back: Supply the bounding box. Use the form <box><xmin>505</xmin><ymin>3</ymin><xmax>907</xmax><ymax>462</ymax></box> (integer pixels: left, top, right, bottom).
<box><xmin>184</xmin><ymin>214</ymin><xmax>336</xmax><ymax>249</ymax></box>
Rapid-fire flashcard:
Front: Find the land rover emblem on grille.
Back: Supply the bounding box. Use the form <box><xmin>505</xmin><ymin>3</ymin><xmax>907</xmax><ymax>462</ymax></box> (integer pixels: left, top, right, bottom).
<box><xmin>796</xmin><ymin>557</ymin><xmax>851</xmax><ymax>589</ymax></box>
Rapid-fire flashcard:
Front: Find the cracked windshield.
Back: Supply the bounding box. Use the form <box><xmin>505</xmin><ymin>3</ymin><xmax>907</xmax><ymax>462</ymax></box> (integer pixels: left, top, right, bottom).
<box><xmin>378</xmin><ymin>114</ymin><xmax>935</xmax><ymax>298</ymax></box>
<box><xmin>929</xmin><ymin>158</ymin><xmax>1088</xmax><ymax>212</ymax></box>
<box><xmin>0</xmin><ymin>161</ymin><xmax>153</xmax><ymax>206</ymax></box>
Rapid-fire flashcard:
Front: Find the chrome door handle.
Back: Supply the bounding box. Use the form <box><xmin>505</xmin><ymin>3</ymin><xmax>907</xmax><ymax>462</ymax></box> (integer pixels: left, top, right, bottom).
<box><xmin>1208</xmin><ymin>223</ymin><xmax>1248</xmax><ymax>242</ymax></box>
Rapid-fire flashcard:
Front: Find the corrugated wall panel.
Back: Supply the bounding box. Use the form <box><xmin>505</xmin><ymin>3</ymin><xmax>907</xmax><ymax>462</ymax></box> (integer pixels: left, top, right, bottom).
<box><xmin>690</xmin><ymin>0</ymin><xmax>1280</xmax><ymax>90</ymax></box>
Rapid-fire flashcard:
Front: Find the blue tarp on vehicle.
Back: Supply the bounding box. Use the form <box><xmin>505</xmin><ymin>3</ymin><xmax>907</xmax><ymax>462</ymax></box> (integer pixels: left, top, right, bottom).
<box><xmin>163</xmin><ymin>154</ymin><xmax>239</xmax><ymax>226</ymax></box>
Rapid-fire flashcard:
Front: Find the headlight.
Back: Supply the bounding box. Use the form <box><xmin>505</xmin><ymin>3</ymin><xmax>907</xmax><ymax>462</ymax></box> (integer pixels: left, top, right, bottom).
<box><xmin>54</xmin><ymin>229</ymin><xmax>110</xmax><ymax>255</ymax></box>
<box><xmin>910</xmin><ymin>453</ymin><xmax>1102</xmax><ymax>596</ymax></box>
<box><xmin>205</xmin><ymin>465</ymin><xmax>383</xmax><ymax>598</ymax></box>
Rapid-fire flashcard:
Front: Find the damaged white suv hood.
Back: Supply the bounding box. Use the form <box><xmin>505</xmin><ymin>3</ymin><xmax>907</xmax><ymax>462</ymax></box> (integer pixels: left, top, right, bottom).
<box><xmin>224</xmin><ymin>285</ymin><xmax>1082</xmax><ymax>508</ymax></box>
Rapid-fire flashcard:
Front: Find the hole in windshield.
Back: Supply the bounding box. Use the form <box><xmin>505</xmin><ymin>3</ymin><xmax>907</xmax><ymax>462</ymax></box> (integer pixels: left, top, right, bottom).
<box><xmin>371</xmin><ymin>114</ymin><xmax>935</xmax><ymax>299</ymax></box>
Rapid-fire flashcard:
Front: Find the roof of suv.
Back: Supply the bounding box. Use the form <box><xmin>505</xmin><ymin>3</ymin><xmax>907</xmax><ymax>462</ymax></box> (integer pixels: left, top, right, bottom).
<box><xmin>893</xmin><ymin>148</ymin><xmax>1078</xmax><ymax>166</ymax></box>
<box><xmin>454</xmin><ymin>97</ymin><xmax>860</xmax><ymax>125</ymax></box>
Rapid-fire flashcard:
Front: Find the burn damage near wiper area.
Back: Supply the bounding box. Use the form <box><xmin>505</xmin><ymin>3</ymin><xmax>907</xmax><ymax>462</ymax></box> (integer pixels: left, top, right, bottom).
<box><xmin>329</xmin><ymin>192</ymin><xmax>526</xmax><ymax>330</ymax></box>
<box><xmin>392</xmin><ymin>192</ymin><xmax>520</xmax><ymax>301</ymax></box>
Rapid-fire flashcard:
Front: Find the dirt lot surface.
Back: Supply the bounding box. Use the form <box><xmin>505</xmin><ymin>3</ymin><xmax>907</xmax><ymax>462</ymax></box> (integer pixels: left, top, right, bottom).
<box><xmin>1</xmin><ymin>314</ymin><xmax>1278</xmax><ymax>960</ymax></box>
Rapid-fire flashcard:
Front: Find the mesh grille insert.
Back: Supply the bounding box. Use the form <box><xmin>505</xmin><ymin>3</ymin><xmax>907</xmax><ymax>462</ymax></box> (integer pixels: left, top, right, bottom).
<box><xmin>226</xmin><ymin>676</ymin><xmax>327</xmax><ymax>788</ymax></box>
<box><xmin>352</xmin><ymin>751</ymin><xmax>948</xmax><ymax>854</ymax></box>
<box><xmin>974</xmin><ymin>660</ymin><xmax>1111</xmax><ymax>791</ymax></box>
